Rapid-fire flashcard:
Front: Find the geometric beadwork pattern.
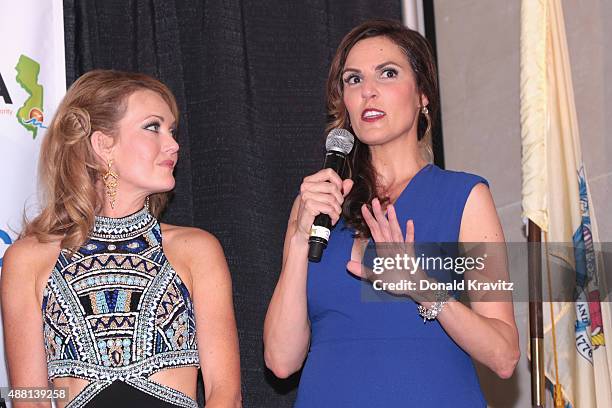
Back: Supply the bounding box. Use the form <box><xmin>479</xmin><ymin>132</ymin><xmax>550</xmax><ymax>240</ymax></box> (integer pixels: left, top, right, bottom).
<box><xmin>42</xmin><ymin>207</ymin><xmax>200</xmax><ymax>407</ymax></box>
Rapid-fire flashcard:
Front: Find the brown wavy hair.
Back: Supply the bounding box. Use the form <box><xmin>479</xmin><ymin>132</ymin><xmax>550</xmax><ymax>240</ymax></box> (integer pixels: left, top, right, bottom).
<box><xmin>326</xmin><ymin>19</ymin><xmax>439</xmax><ymax>238</ymax></box>
<box><xmin>22</xmin><ymin>69</ymin><xmax>179</xmax><ymax>249</ymax></box>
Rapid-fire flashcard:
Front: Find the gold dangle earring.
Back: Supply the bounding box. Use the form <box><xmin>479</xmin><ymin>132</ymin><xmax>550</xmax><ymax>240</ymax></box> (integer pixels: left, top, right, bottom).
<box><xmin>421</xmin><ymin>105</ymin><xmax>431</xmax><ymax>138</ymax></box>
<box><xmin>420</xmin><ymin>105</ymin><xmax>434</xmax><ymax>162</ymax></box>
<box><xmin>103</xmin><ymin>159</ymin><xmax>119</xmax><ymax>209</ymax></box>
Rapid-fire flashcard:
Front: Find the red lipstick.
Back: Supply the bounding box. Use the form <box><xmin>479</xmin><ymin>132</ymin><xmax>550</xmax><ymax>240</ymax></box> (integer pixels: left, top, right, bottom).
<box><xmin>361</xmin><ymin>108</ymin><xmax>386</xmax><ymax>122</ymax></box>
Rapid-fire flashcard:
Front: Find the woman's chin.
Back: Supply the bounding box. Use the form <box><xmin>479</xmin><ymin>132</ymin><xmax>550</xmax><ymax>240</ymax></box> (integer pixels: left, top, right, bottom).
<box><xmin>356</xmin><ymin>134</ymin><xmax>394</xmax><ymax>147</ymax></box>
<box><xmin>147</xmin><ymin>179</ymin><xmax>176</xmax><ymax>194</ymax></box>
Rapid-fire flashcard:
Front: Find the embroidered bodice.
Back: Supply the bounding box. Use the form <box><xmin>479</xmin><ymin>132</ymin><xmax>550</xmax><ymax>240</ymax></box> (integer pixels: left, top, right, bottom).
<box><xmin>42</xmin><ymin>207</ymin><xmax>200</xmax><ymax>407</ymax></box>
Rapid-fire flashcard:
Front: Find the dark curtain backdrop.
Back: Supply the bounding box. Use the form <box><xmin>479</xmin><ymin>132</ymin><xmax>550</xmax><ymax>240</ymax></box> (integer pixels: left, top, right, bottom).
<box><xmin>63</xmin><ymin>1</ymin><xmax>401</xmax><ymax>406</ymax></box>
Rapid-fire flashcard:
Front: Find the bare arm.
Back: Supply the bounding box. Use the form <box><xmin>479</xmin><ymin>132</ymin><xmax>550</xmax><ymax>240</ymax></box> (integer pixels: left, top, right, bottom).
<box><xmin>427</xmin><ymin>183</ymin><xmax>520</xmax><ymax>378</ymax></box>
<box><xmin>185</xmin><ymin>229</ymin><xmax>241</xmax><ymax>407</ymax></box>
<box><xmin>347</xmin><ymin>183</ymin><xmax>520</xmax><ymax>378</ymax></box>
<box><xmin>262</xmin><ymin>196</ymin><xmax>311</xmax><ymax>379</ymax></box>
<box><xmin>263</xmin><ymin>169</ymin><xmax>352</xmax><ymax>378</ymax></box>
<box><xmin>0</xmin><ymin>238</ymin><xmax>54</xmax><ymax>407</ymax></box>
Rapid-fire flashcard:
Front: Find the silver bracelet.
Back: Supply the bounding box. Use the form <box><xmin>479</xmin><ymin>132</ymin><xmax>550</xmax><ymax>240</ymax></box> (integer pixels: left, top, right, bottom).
<box><xmin>417</xmin><ymin>290</ymin><xmax>450</xmax><ymax>322</ymax></box>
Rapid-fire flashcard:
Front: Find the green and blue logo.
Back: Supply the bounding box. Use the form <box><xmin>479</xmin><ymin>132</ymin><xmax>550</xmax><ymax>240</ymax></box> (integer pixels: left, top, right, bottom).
<box><xmin>1</xmin><ymin>54</ymin><xmax>46</xmax><ymax>138</ymax></box>
<box><xmin>15</xmin><ymin>55</ymin><xmax>45</xmax><ymax>138</ymax></box>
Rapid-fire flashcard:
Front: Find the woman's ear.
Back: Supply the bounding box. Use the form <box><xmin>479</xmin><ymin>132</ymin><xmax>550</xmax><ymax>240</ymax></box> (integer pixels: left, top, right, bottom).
<box><xmin>90</xmin><ymin>130</ymin><xmax>114</xmax><ymax>162</ymax></box>
<box><xmin>420</xmin><ymin>94</ymin><xmax>429</xmax><ymax>109</ymax></box>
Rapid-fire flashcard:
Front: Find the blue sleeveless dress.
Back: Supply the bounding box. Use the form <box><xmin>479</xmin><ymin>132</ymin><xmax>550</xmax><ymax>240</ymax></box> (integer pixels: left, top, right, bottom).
<box><xmin>295</xmin><ymin>164</ymin><xmax>489</xmax><ymax>407</ymax></box>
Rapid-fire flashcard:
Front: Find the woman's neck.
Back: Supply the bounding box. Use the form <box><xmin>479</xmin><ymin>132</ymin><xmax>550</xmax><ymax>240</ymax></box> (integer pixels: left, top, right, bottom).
<box><xmin>369</xmin><ymin>135</ymin><xmax>428</xmax><ymax>193</ymax></box>
<box><xmin>98</xmin><ymin>199</ymin><xmax>147</xmax><ymax>218</ymax></box>
<box><xmin>96</xmin><ymin>183</ymin><xmax>149</xmax><ymax>218</ymax></box>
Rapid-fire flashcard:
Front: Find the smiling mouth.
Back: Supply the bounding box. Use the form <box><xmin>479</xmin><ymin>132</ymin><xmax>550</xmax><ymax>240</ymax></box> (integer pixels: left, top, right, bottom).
<box><xmin>361</xmin><ymin>109</ymin><xmax>386</xmax><ymax>122</ymax></box>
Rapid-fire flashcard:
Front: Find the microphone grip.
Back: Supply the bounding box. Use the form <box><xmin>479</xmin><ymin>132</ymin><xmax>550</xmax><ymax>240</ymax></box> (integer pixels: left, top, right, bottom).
<box><xmin>308</xmin><ymin>151</ymin><xmax>347</xmax><ymax>262</ymax></box>
<box><xmin>308</xmin><ymin>214</ymin><xmax>331</xmax><ymax>262</ymax></box>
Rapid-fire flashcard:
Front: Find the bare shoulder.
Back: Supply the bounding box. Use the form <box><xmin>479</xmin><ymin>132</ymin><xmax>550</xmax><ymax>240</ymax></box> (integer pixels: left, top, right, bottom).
<box><xmin>464</xmin><ymin>182</ymin><xmax>494</xmax><ymax>211</ymax></box>
<box><xmin>460</xmin><ymin>183</ymin><xmax>505</xmax><ymax>242</ymax></box>
<box><xmin>1</xmin><ymin>236</ymin><xmax>61</xmax><ymax>303</ymax></box>
<box><xmin>160</xmin><ymin>223</ymin><xmax>223</xmax><ymax>253</ymax></box>
<box><xmin>2</xmin><ymin>235</ymin><xmax>60</xmax><ymax>277</ymax></box>
<box><xmin>160</xmin><ymin>224</ymin><xmax>227</xmax><ymax>278</ymax></box>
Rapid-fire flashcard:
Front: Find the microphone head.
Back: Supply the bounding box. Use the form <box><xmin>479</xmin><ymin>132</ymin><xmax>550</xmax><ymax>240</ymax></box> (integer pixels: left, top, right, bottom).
<box><xmin>326</xmin><ymin>129</ymin><xmax>355</xmax><ymax>155</ymax></box>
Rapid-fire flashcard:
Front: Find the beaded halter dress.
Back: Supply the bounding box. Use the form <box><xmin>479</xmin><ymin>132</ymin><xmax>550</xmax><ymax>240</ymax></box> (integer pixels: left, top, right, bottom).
<box><xmin>42</xmin><ymin>207</ymin><xmax>200</xmax><ymax>407</ymax></box>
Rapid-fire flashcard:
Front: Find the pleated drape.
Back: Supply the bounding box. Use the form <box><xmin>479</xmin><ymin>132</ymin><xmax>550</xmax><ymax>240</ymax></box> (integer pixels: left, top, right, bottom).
<box><xmin>63</xmin><ymin>1</ymin><xmax>402</xmax><ymax>406</ymax></box>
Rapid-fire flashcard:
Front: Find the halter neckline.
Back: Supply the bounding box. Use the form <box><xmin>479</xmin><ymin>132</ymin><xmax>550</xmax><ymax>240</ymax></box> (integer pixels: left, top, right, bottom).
<box><xmin>93</xmin><ymin>205</ymin><xmax>154</xmax><ymax>238</ymax></box>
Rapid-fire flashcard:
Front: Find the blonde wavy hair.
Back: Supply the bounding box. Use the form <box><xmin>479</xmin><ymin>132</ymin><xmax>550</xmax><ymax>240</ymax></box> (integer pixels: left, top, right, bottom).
<box><xmin>22</xmin><ymin>69</ymin><xmax>179</xmax><ymax>249</ymax></box>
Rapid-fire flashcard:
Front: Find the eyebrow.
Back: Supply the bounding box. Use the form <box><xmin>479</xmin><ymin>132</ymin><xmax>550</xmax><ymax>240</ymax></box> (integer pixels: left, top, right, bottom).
<box><xmin>147</xmin><ymin>114</ymin><xmax>177</xmax><ymax>127</ymax></box>
<box><xmin>342</xmin><ymin>61</ymin><xmax>402</xmax><ymax>75</ymax></box>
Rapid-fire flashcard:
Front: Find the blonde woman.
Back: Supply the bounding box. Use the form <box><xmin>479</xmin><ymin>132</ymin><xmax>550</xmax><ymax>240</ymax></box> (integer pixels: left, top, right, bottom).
<box><xmin>1</xmin><ymin>70</ymin><xmax>241</xmax><ymax>407</ymax></box>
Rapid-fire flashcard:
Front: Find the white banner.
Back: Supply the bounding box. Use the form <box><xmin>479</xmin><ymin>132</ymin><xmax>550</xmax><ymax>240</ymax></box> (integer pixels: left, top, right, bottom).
<box><xmin>0</xmin><ymin>0</ymin><xmax>66</xmax><ymax>401</ymax></box>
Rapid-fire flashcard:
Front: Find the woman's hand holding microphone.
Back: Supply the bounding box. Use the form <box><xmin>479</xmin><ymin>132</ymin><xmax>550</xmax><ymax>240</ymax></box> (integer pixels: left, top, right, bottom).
<box><xmin>294</xmin><ymin>168</ymin><xmax>353</xmax><ymax>244</ymax></box>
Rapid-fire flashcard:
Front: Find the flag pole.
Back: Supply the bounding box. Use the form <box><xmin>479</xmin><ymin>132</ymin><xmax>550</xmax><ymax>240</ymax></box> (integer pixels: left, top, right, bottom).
<box><xmin>528</xmin><ymin>220</ymin><xmax>545</xmax><ymax>407</ymax></box>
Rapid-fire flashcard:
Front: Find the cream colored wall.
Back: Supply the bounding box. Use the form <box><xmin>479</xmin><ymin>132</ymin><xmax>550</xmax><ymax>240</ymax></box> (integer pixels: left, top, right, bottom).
<box><xmin>434</xmin><ymin>1</ymin><xmax>611</xmax><ymax>407</ymax></box>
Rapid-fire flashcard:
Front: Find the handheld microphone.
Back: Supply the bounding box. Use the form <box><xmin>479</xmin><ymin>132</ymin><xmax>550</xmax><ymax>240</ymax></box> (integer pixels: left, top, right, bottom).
<box><xmin>308</xmin><ymin>129</ymin><xmax>355</xmax><ymax>262</ymax></box>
